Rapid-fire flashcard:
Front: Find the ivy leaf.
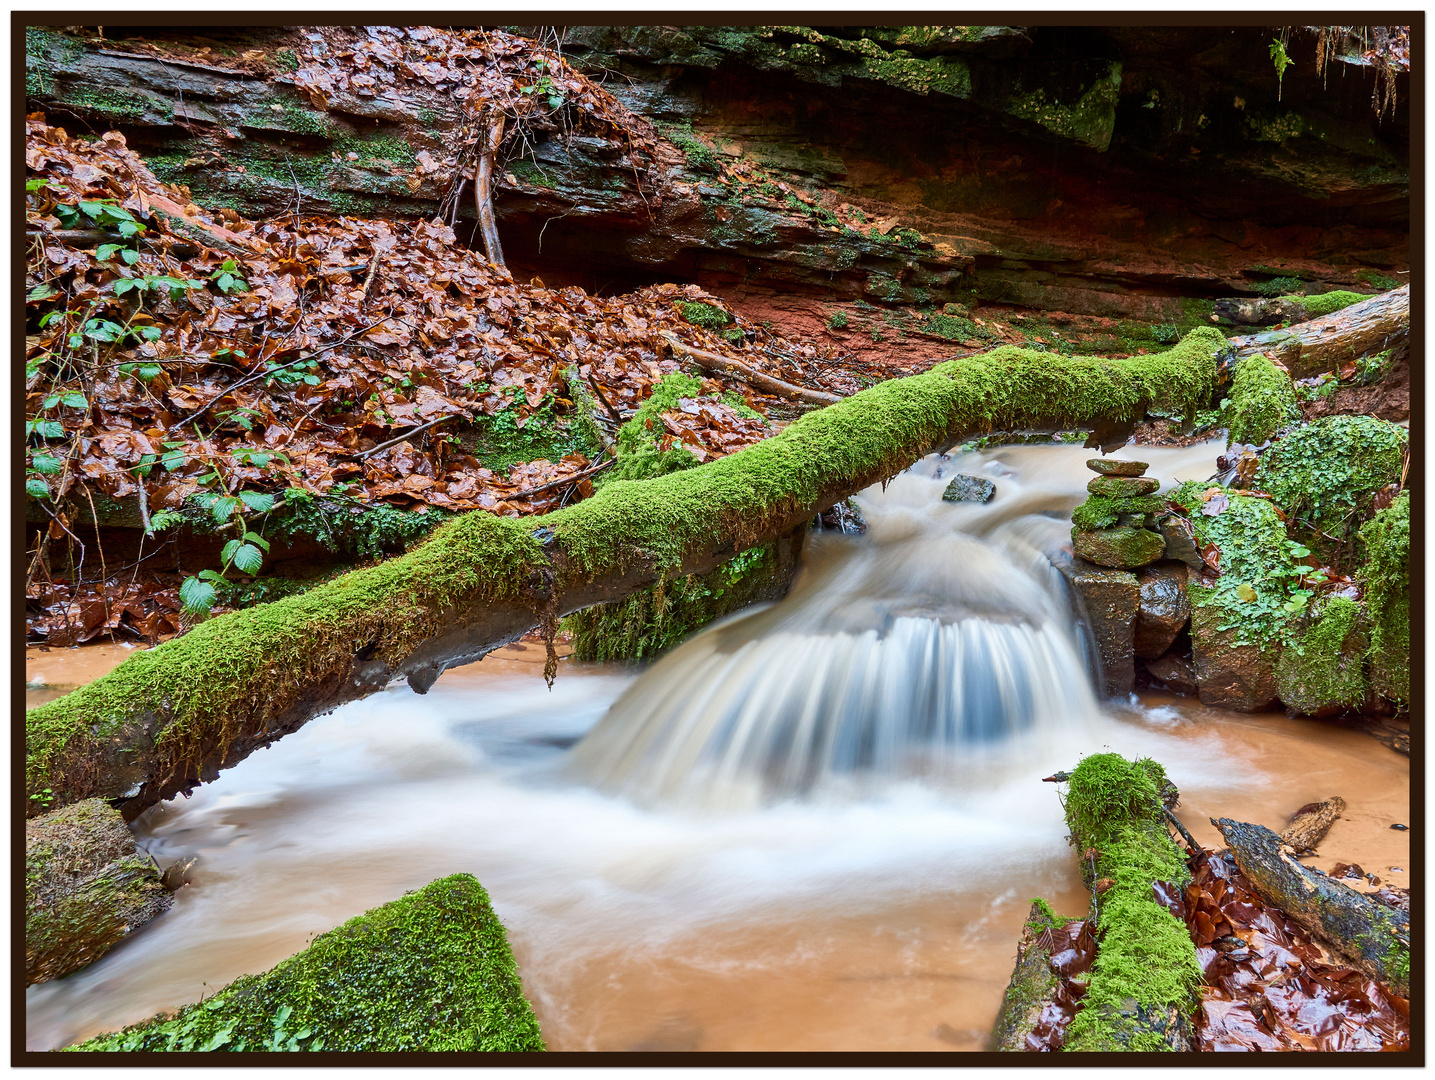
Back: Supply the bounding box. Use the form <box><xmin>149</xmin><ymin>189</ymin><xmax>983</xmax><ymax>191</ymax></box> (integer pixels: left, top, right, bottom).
<box><xmin>232</xmin><ymin>543</ymin><xmax>264</xmax><ymax>574</ymax></box>
<box><xmin>238</xmin><ymin>491</ymin><xmax>275</xmax><ymax>513</ymax></box>
<box><xmin>179</xmin><ymin>576</ymin><xmax>217</xmax><ymax>614</ymax></box>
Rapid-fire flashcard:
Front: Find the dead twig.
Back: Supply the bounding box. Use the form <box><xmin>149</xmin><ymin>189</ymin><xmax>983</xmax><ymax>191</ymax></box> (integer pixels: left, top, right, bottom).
<box><xmin>353</xmin><ymin>414</ymin><xmax>461</xmax><ymax>460</ymax></box>
<box><xmin>498</xmin><ymin>454</ymin><xmax>616</xmax><ymax>501</ymax></box>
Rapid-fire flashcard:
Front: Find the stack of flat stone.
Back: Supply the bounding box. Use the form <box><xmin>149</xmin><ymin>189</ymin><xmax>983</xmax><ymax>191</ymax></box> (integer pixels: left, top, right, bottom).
<box><xmin>1071</xmin><ymin>459</ymin><xmax>1166</xmax><ymax>569</ymax></box>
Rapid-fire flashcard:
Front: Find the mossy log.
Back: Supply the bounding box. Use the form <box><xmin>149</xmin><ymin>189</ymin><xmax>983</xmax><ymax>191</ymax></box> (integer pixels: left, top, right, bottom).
<box><xmin>1213</xmin><ymin>818</ymin><xmax>1409</xmax><ymax>996</ymax></box>
<box><xmin>1228</xmin><ymin>285</ymin><xmax>1408</xmax><ymax>379</ymax></box>
<box><xmin>1060</xmin><ymin>755</ymin><xmax>1201</xmax><ymax>1052</ymax></box>
<box><xmin>26</xmin><ymin>798</ymin><xmax>171</xmax><ymax>986</ymax></box>
<box><xmin>67</xmin><ymin>874</ymin><xmax>545</xmax><ymax>1052</ymax></box>
<box><xmin>989</xmin><ymin>900</ymin><xmax>1091</xmax><ymax>1051</ymax></box>
<box><xmin>26</xmin><ymin>331</ymin><xmax>1223</xmax><ymax>819</ymax></box>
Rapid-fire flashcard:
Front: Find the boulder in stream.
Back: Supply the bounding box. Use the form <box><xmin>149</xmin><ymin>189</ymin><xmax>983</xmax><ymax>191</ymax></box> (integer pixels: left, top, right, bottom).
<box><xmin>1190</xmin><ymin>600</ymin><xmax>1280</xmax><ymax>712</ymax></box>
<box><xmin>1133</xmin><ymin>562</ymin><xmax>1191</xmax><ymax>659</ymax></box>
<box><xmin>1073</xmin><ymin>526</ymin><xmax>1165</xmax><ymax>570</ymax></box>
<box><xmin>26</xmin><ymin>798</ymin><xmax>171</xmax><ymax>986</ymax></box>
<box><xmin>1052</xmin><ymin>552</ymin><xmax>1138</xmax><ymax>696</ymax></box>
<box><xmin>941</xmin><ymin>474</ymin><xmax>996</xmax><ymax>503</ymax></box>
<box><xmin>67</xmin><ymin>873</ymin><xmax>545</xmax><ymax>1052</ymax></box>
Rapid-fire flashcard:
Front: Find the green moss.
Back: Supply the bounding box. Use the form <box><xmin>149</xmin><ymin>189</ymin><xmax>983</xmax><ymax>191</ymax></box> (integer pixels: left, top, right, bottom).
<box><xmin>1251</xmin><ymin>275</ymin><xmax>1306</xmax><ymax>298</ymax></box>
<box><xmin>1170</xmin><ymin>483</ymin><xmax>1295</xmax><ymax>647</ymax></box>
<box><xmin>1359</xmin><ymin>492</ymin><xmax>1408</xmax><ymax>705</ymax></box>
<box><xmin>1356</xmin><ymin>270</ymin><xmax>1399</xmax><ymax>291</ymax></box>
<box><xmin>1281</xmin><ymin>290</ymin><xmax>1368</xmax><ymax>318</ymax></box>
<box><xmin>1257</xmin><ymin>416</ymin><xmax>1407</xmax><ymax>562</ymax></box>
<box><xmin>27</xmin><ymin>332</ymin><xmax>1222</xmax><ymax>811</ymax></box>
<box><xmin>61</xmin><ymin>85</ymin><xmax>170</xmax><ymax>123</ymax></box>
<box><xmin>510</xmin><ymin>159</ymin><xmax>556</xmax><ymax>188</ymax></box>
<box><xmin>655</xmin><ymin>120</ymin><xmax>721</xmax><ymax>173</ymax></box>
<box><xmin>858</xmin><ymin>51</ymin><xmax>971</xmax><ymax>98</ymax></box>
<box><xmin>69</xmin><ymin>874</ymin><xmax>544</xmax><ymax>1052</ymax></box>
<box><xmin>334</xmin><ymin>133</ymin><xmax>417</xmax><ymax>169</ymax></box>
<box><xmin>1224</xmin><ymin>354</ymin><xmax>1299</xmax><ymax>446</ymax></box>
<box><xmin>1028</xmin><ymin>897</ymin><xmax>1068</xmax><ymax>930</ymax></box>
<box><xmin>605</xmin><ymin>370</ymin><xmax>705</xmax><ymax>484</ymax></box>
<box><xmin>1007</xmin><ymin>62</ymin><xmax>1123</xmax><ymax>151</ymax></box>
<box><xmin>565</xmin><ymin>542</ymin><xmax>783</xmax><ymax>662</ymax></box>
<box><xmin>467</xmin><ymin>392</ymin><xmax>601</xmax><ymax>476</ymax></box>
<box><xmin>263</xmin><ymin>491</ymin><xmax>449</xmax><ymax>560</ymax></box>
<box><xmin>1071</xmin><ymin>494</ymin><xmax>1165</xmax><ymax>531</ymax></box>
<box><xmin>1061</xmin><ymin>755</ymin><xmax>1199</xmax><ymax>1053</ymax></box>
<box><xmin>1273</xmin><ymin>596</ymin><xmax>1368</xmax><ymax>714</ymax></box>
<box><xmin>677</xmin><ymin>301</ymin><xmax>732</xmax><ymax>331</ymax></box>
<box><xmin>273</xmin><ymin>47</ymin><xmax>300</xmax><ymax>72</ymax></box>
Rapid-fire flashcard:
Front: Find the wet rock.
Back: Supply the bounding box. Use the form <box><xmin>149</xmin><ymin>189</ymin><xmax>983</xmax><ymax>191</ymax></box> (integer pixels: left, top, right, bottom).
<box><xmin>1053</xmin><ymin>553</ymin><xmax>1138</xmax><ymax>696</ymax></box>
<box><xmin>1087</xmin><ymin>475</ymin><xmax>1160</xmax><ymax>497</ymax></box>
<box><xmin>1143</xmin><ymin>652</ymin><xmax>1199</xmax><ymax>695</ymax></box>
<box><xmin>817</xmin><ymin>497</ymin><xmax>868</xmax><ymax>534</ymax></box>
<box><xmin>1087</xmin><ymin>458</ymin><xmax>1149</xmax><ymax>477</ymax></box>
<box><xmin>942</xmin><ymin>474</ymin><xmax>996</xmax><ymax>503</ymax></box>
<box><xmin>1134</xmin><ymin>562</ymin><xmax>1191</xmax><ymax>659</ymax></box>
<box><xmin>26</xmin><ymin>798</ymin><xmax>172</xmax><ymax>986</ymax></box>
<box><xmin>1274</xmin><ymin>597</ymin><xmax>1370</xmax><ymax>717</ymax></box>
<box><xmin>1073</xmin><ymin>526</ymin><xmax>1165</xmax><ymax>569</ymax></box>
<box><xmin>1157</xmin><ymin>513</ymin><xmax>1204</xmax><ymax>569</ymax></box>
<box><xmin>1190</xmin><ymin>601</ymin><xmax>1280</xmax><ymax>712</ymax></box>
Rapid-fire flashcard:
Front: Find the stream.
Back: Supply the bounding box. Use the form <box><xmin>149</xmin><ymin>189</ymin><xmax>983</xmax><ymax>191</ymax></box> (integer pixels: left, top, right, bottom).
<box><xmin>25</xmin><ymin>441</ymin><xmax>1410</xmax><ymax>1052</ymax></box>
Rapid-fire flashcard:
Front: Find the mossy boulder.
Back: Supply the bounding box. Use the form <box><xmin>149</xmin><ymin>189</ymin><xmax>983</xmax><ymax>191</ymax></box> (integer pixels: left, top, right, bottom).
<box><xmin>27</xmin><ymin>798</ymin><xmax>171</xmax><ymax>986</ymax></box>
<box><xmin>1071</xmin><ymin>494</ymin><xmax>1165</xmax><ymax>531</ymax></box>
<box><xmin>1359</xmin><ymin>492</ymin><xmax>1409</xmax><ymax>706</ymax></box>
<box><xmin>68</xmin><ymin>874</ymin><xmax>545</xmax><ymax>1052</ymax></box>
<box><xmin>1073</xmin><ymin>526</ymin><xmax>1164</xmax><ymax>569</ymax></box>
<box><xmin>1188</xmin><ymin>589</ymin><xmax>1280</xmax><ymax>712</ymax></box>
<box><xmin>1273</xmin><ymin>596</ymin><xmax>1369</xmax><ymax>716</ymax></box>
<box><xmin>1087</xmin><ymin>475</ymin><xmax>1159</xmax><ymax>497</ymax></box>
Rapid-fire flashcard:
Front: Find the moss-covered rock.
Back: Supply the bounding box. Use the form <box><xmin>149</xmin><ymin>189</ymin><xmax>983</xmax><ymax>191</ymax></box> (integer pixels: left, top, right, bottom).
<box><xmin>1087</xmin><ymin>458</ymin><xmax>1147</xmax><ymax>477</ymax></box>
<box><xmin>1087</xmin><ymin>475</ymin><xmax>1159</xmax><ymax>497</ymax></box>
<box><xmin>1359</xmin><ymin>492</ymin><xmax>1409</xmax><ymax>706</ymax></box>
<box><xmin>1071</xmin><ymin>494</ymin><xmax>1165</xmax><ymax>531</ymax></box>
<box><xmin>1280</xmin><ymin>290</ymin><xmax>1371</xmax><ymax>319</ymax></box>
<box><xmin>68</xmin><ymin>874</ymin><xmax>544</xmax><ymax>1052</ymax></box>
<box><xmin>1273</xmin><ymin>596</ymin><xmax>1369</xmax><ymax>716</ymax></box>
<box><xmin>1061</xmin><ymin>755</ymin><xmax>1200</xmax><ymax>1052</ymax></box>
<box><xmin>1224</xmin><ymin>354</ymin><xmax>1299</xmax><ymax>447</ymax></box>
<box><xmin>1188</xmin><ymin>588</ymin><xmax>1280</xmax><ymax>712</ymax></box>
<box><xmin>27</xmin><ymin>799</ymin><xmax>171</xmax><ymax>986</ymax></box>
<box><xmin>1072</xmin><ymin>526</ymin><xmax>1164</xmax><ymax>569</ymax></box>
<box><xmin>1257</xmin><ymin>415</ymin><xmax>1407</xmax><ymax>565</ymax></box>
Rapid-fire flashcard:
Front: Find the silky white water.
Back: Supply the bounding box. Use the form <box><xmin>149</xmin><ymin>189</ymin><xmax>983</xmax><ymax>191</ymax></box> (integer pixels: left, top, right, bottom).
<box><xmin>27</xmin><ymin>440</ymin><xmax>1408</xmax><ymax>1052</ymax></box>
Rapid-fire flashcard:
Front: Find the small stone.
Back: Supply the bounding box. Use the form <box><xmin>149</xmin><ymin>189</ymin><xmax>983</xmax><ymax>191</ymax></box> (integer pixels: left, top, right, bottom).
<box><xmin>1118</xmin><ymin>513</ymin><xmax>1149</xmax><ymax>529</ymax></box>
<box><xmin>1391</xmin><ymin>823</ymin><xmax>1408</xmax><ymax>831</ymax></box>
<box><xmin>1134</xmin><ymin>563</ymin><xmax>1191</xmax><ymax>659</ymax></box>
<box><xmin>942</xmin><ymin>474</ymin><xmax>995</xmax><ymax>503</ymax></box>
<box><xmin>1157</xmin><ymin>513</ymin><xmax>1204</xmax><ymax>569</ymax></box>
<box><xmin>1072</xmin><ymin>526</ymin><xmax>1165</xmax><ymax>569</ymax></box>
<box><xmin>1144</xmin><ymin>652</ymin><xmax>1198</xmax><ymax>695</ymax></box>
<box><xmin>1087</xmin><ymin>475</ymin><xmax>1160</xmax><ymax>497</ymax></box>
<box><xmin>1087</xmin><ymin>458</ymin><xmax>1149</xmax><ymax>477</ymax></box>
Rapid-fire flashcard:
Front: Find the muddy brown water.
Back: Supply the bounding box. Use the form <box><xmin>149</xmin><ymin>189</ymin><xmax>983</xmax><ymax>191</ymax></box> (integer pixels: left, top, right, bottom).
<box><xmin>24</xmin><ymin>443</ymin><xmax>1410</xmax><ymax>1053</ymax></box>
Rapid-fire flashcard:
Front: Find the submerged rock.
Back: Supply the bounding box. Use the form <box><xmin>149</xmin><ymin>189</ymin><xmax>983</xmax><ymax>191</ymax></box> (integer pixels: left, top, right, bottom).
<box><xmin>26</xmin><ymin>798</ymin><xmax>171</xmax><ymax>986</ymax></box>
<box><xmin>1134</xmin><ymin>562</ymin><xmax>1191</xmax><ymax>659</ymax></box>
<box><xmin>68</xmin><ymin>874</ymin><xmax>545</xmax><ymax>1052</ymax></box>
<box><xmin>942</xmin><ymin>474</ymin><xmax>996</xmax><ymax>503</ymax></box>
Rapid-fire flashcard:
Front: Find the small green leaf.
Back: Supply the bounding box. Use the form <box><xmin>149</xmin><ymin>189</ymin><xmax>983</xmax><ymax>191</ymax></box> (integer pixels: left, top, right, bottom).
<box><xmin>117</xmin><ymin>220</ymin><xmax>144</xmax><ymax>237</ymax></box>
<box><xmin>26</xmin><ymin>478</ymin><xmax>50</xmax><ymax>499</ymax></box>
<box><xmin>96</xmin><ymin>244</ymin><xmax>121</xmax><ymax>262</ymax></box>
<box><xmin>42</xmin><ymin>394</ymin><xmax>61</xmax><ymax>409</ymax></box>
<box><xmin>221</xmin><ymin>538</ymin><xmax>242</xmax><ymax>564</ymax></box>
<box><xmin>238</xmin><ymin>491</ymin><xmax>275</xmax><ymax>513</ymax></box>
<box><xmin>61</xmin><ymin>392</ymin><xmax>88</xmax><ymax>409</ymax></box>
<box><xmin>232</xmin><ymin>543</ymin><xmax>263</xmax><ymax>574</ymax></box>
<box><xmin>121</xmin><ymin>248</ymin><xmax>140</xmax><ymax>265</ymax></box>
<box><xmin>1235</xmin><ymin>583</ymin><xmax>1257</xmax><ymax>603</ymax></box>
<box><xmin>180</xmin><ymin>576</ymin><xmax>217</xmax><ymax>614</ymax></box>
<box><xmin>243</xmin><ymin>531</ymin><xmax>271</xmax><ymax>551</ymax></box>
<box><xmin>27</xmin><ymin>283</ymin><xmax>58</xmax><ymax>301</ymax></box>
<box><xmin>211</xmin><ymin>496</ymin><xmax>241</xmax><ymax>525</ymax></box>
<box><xmin>114</xmin><ymin>278</ymin><xmax>139</xmax><ymax>296</ymax></box>
<box><xmin>31</xmin><ymin>453</ymin><xmax>64</xmax><ymax>475</ymax></box>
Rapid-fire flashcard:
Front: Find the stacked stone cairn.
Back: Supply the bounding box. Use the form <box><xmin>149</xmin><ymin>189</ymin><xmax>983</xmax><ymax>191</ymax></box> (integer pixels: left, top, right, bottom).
<box><xmin>1070</xmin><ymin>459</ymin><xmax>1166</xmax><ymax>569</ymax></box>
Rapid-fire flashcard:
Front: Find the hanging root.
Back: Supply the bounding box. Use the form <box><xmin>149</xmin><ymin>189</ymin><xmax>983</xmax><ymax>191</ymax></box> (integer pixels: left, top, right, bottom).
<box><xmin>475</xmin><ymin>114</ymin><xmax>507</xmax><ymax>270</ymax></box>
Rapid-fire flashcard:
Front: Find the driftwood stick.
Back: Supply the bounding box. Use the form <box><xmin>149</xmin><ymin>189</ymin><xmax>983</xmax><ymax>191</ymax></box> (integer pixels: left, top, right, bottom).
<box><xmin>1213</xmin><ymin>817</ymin><xmax>1409</xmax><ymax>995</ymax></box>
<box><xmin>1279</xmin><ymin>796</ymin><xmax>1346</xmax><ymax>855</ymax></box>
<box><xmin>659</xmin><ymin>330</ymin><xmax>842</xmax><ymax>407</ymax></box>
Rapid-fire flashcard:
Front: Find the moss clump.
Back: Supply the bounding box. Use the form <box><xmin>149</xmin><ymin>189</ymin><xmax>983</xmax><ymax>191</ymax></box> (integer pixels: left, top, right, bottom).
<box><xmin>655</xmin><ymin>120</ymin><xmax>721</xmax><ymax>173</ymax></box>
<box><xmin>606</xmin><ymin>370</ymin><xmax>705</xmax><ymax>483</ymax></box>
<box><xmin>677</xmin><ymin>301</ymin><xmax>732</xmax><ymax>331</ymax></box>
<box><xmin>1170</xmin><ymin>482</ymin><xmax>1295</xmax><ymax>648</ymax></box>
<box><xmin>247</xmin><ymin>491</ymin><xmax>449</xmax><ymax>560</ymax></box>
<box><xmin>1072</xmin><ymin>525</ymin><xmax>1165</xmax><ymax>569</ymax></box>
<box><xmin>1280</xmin><ymin>290</ymin><xmax>1369</xmax><ymax>318</ymax></box>
<box><xmin>1224</xmin><ymin>354</ymin><xmax>1300</xmax><ymax>446</ymax></box>
<box><xmin>1061</xmin><ymin>755</ymin><xmax>1200</xmax><ymax>1053</ymax></box>
<box><xmin>1007</xmin><ymin>62</ymin><xmax>1123</xmax><ymax>151</ymax></box>
<box><xmin>27</xmin><ymin>799</ymin><xmax>171</xmax><ymax>986</ymax></box>
<box><xmin>565</xmin><ymin>541</ymin><xmax>785</xmax><ymax>662</ymax></box>
<box><xmin>467</xmin><ymin>393</ymin><xmax>602</xmax><ymax>476</ymax></box>
<box><xmin>68</xmin><ymin>874</ymin><xmax>544</xmax><ymax>1052</ymax></box>
<box><xmin>1257</xmin><ymin>416</ymin><xmax>1407</xmax><ymax>563</ymax></box>
<box><xmin>1251</xmin><ymin>275</ymin><xmax>1307</xmax><ymax>297</ymax></box>
<box><xmin>1359</xmin><ymin>492</ymin><xmax>1408</xmax><ymax>705</ymax></box>
<box><xmin>1273</xmin><ymin>596</ymin><xmax>1368</xmax><ymax>714</ymax></box>
<box><xmin>1072</xmin><ymin>494</ymin><xmax>1165</xmax><ymax>531</ymax></box>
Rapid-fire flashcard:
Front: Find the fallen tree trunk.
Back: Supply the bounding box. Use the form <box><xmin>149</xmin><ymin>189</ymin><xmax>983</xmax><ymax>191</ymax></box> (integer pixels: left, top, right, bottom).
<box><xmin>659</xmin><ymin>330</ymin><xmax>843</xmax><ymax>406</ymax></box>
<box><xmin>1228</xmin><ymin>285</ymin><xmax>1408</xmax><ymax>379</ymax></box>
<box><xmin>1279</xmin><ymin>796</ymin><xmax>1346</xmax><ymax>856</ymax></box>
<box><xmin>26</xmin><ymin>331</ymin><xmax>1223</xmax><ymax>819</ymax></box>
<box><xmin>1059</xmin><ymin>755</ymin><xmax>1202</xmax><ymax>1052</ymax></box>
<box><xmin>989</xmin><ymin>901</ymin><xmax>1094</xmax><ymax>1051</ymax></box>
<box><xmin>1213</xmin><ymin>817</ymin><xmax>1409</xmax><ymax>996</ymax></box>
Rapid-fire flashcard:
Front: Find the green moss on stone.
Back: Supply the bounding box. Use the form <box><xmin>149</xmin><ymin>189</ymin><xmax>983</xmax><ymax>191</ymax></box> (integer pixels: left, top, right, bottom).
<box><xmin>605</xmin><ymin>370</ymin><xmax>705</xmax><ymax>483</ymax></box>
<box><xmin>677</xmin><ymin>301</ymin><xmax>732</xmax><ymax>331</ymax></box>
<box><xmin>1273</xmin><ymin>596</ymin><xmax>1368</xmax><ymax>714</ymax></box>
<box><xmin>1280</xmin><ymin>290</ymin><xmax>1369</xmax><ymax>318</ymax></box>
<box><xmin>1008</xmin><ymin>62</ymin><xmax>1123</xmax><ymax>151</ymax></box>
<box><xmin>1061</xmin><ymin>755</ymin><xmax>1199</xmax><ymax>1053</ymax></box>
<box><xmin>1225</xmin><ymin>354</ymin><xmax>1299</xmax><ymax>447</ymax></box>
<box><xmin>1359</xmin><ymin>492</ymin><xmax>1408</xmax><ymax>705</ymax></box>
<box><xmin>68</xmin><ymin>874</ymin><xmax>544</xmax><ymax>1052</ymax></box>
<box><xmin>1072</xmin><ymin>495</ymin><xmax>1165</xmax><ymax>531</ymax></box>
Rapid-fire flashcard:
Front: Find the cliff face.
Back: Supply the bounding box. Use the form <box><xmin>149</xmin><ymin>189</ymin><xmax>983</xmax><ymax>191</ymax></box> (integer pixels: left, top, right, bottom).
<box><xmin>27</xmin><ymin>23</ymin><xmax>1408</xmax><ymax>364</ymax></box>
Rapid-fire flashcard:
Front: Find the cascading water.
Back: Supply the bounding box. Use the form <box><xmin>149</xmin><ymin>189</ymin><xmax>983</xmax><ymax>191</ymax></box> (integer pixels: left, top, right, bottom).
<box><xmin>567</xmin><ymin>451</ymin><xmax>1103</xmax><ymax>808</ymax></box>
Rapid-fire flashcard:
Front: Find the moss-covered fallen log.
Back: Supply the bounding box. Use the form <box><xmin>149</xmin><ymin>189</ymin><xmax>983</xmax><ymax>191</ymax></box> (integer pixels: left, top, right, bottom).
<box><xmin>27</xmin><ymin>330</ymin><xmax>1223</xmax><ymax>819</ymax></box>
<box><xmin>989</xmin><ymin>900</ymin><xmax>1093</xmax><ymax>1051</ymax></box>
<box><xmin>1060</xmin><ymin>755</ymin><xmax>1201</xmax><ymax>1052</ymax></box>
<box><xmin>1213</xmin><ymin>818</ymin><xmax>1409</xmax><ymax>997</ymax></box>
<box><xmin>26</xmin><ymin>799</ymin><xmax>172</xmax><ymax>986</ymax></box>
<box><xmin>67</xmin><ymin>874</ymin><xmax>544</xmax><ymax>1052</ymax></box>
<box><xmin>1228</xmin><ymin>285</ymin><xmax>1408</xmax><ymax>379</ymax></box>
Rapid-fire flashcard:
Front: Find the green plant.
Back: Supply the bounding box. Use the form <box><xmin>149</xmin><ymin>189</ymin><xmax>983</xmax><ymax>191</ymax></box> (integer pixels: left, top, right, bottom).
<box><xmin>677</xmin><ymin>301</ymin><xmax>731</xmax><ymax>331</ymax></box>
<box><xmin>53</xmin><ymin>198</ymin><xmax>146</xmax><ymax>238</ymax></box>
<box><xmin>209</xmin><ymin>260</ymin><xmax>248</xmax><ymax>295</ymax></box>
<box><xmin>518</xmin><ymin>55</ymin><xmax>565</xmax><ymax>110</ymax></box>
<box><xmin>179</xmin><ymin>491</ymin><xmax>276</xmax><ymax>615</ymax></box>
<box><xmin>114</xmin><ymin>274</ymin><xmax>206</xmax><ymax>301</ymax></box>
<box><xmin>827</xmin><ymin>310</ymin><xmax>849</xmax><ymax>331</ymax></box>
<box><xmin>1269</xmin><ymin>38</ymin><xmax>1294</xmax><ymax>99</ymax></box>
